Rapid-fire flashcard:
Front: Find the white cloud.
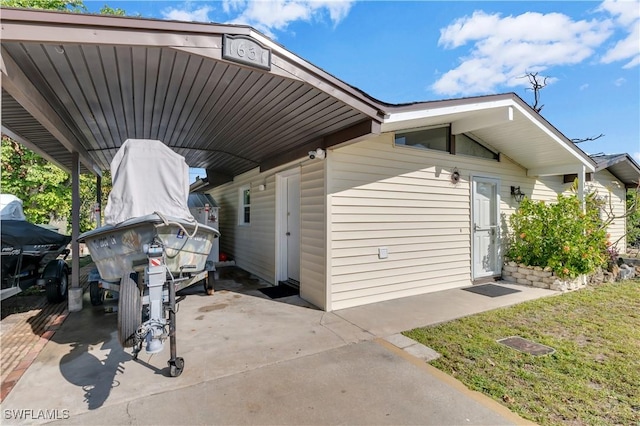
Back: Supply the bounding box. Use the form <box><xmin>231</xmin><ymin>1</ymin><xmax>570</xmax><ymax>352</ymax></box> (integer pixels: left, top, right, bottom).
<box><xmin>433</xmin><ymin>10</ymin><xmax>613</xmax><ymax>96</ymax></box>
<box><xmin>598</xmin><ymin>0</ymin><xmax>640</xmax><ymax>69</ymax></box>
<box><xmin>614</xmin><ymin>77</ymin><xmax>626</xmax><ymax>86</ymax></box>
<box><xmin>162</xmin><ymin>0</ymin><xmax>354</xmax><ymax>38</ymax></box>
<box><xmin>634</xmin><ymin>152</ymin><xmax>640</xmax><ymax>163</ymax></box>
<box><xmin>224</xmin><ymin>0</ymin><xmax>355</xmax><ymax>38</ymax></box>
<box><xmin>162</xmin><ymin>4</ymin><xmax>214</xmax><ymax>22</ymax></box>
<box><xmin>580</xmin><ymin>83</ymin><xmax>589</xmax><ymax>90</ymax></box>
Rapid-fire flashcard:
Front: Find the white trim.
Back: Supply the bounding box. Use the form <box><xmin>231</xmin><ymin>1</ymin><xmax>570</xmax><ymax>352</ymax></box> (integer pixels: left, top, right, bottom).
<box><xmin>383</xmin><ymin>99</ymin><xmax>514</xmax><ymax>130</ymax></box>
<box><xmin>324</xmin><ymin>151</ymin><xmax>333</xmax><ymax>311</ymax></box>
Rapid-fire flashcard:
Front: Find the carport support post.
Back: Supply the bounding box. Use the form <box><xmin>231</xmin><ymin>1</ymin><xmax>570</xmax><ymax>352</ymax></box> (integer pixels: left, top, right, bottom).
<box><xmin>577</xmin><ymin>164</ymin><xmax>586</xmax><ymax>213</ymax></box>
<box><xmin>69</xmin><ymin>151</ymin><xmax>82</xmax><ymax>312</ymax></box>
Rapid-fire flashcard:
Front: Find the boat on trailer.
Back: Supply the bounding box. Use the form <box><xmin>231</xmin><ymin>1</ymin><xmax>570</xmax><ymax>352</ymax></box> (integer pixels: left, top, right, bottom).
<box><xmin>79</xmin><ymin>139</ymin><xmax>219</xmax><ymax>377</ymax></box>
<box><xmin>1</xmin><ymin>194</ymin><xmax>72</xmax><ymax>303</ymax></box>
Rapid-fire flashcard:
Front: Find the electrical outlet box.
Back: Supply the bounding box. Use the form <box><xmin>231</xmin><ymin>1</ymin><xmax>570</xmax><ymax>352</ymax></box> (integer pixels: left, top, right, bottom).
<box><xmin>378</xmin><ymin>247</ymin><xmax>388</xmax><ymax>259</ymax></box>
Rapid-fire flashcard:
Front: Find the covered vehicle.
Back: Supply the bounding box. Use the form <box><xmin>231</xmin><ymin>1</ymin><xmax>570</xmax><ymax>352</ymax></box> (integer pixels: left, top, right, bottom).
<box><xmin>1</xmin><ymin>194</ymin><xmax>71</xmax><ymax>302</ymax></box>
<box><xmin>79</xmin><ymin>139</ymin><xmax>219</xmax><ymax>377</ymax></box>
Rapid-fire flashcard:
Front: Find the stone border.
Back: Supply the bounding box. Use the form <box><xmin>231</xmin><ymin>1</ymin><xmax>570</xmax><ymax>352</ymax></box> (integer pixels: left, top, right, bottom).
<box><xmin>501</xmin><ymin>262</ymin><xmax>586</xmax><ymax>291</ymax></box>
<box><xmin>502</xmin><ymin>260</ymin><xmax>638</xmax><ymax>291</ymax></box>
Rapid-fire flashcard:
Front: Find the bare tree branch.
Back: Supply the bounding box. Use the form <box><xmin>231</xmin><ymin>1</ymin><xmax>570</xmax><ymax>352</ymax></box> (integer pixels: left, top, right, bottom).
<box><xmin>572</xmin><ymin>134</ymin><xmax>605</xmax><ymax>143</ymax></box>
<box><xmin>520</xmin><ymin>71</ymin><xmax>548</xmax><ymax>113</ymax></box>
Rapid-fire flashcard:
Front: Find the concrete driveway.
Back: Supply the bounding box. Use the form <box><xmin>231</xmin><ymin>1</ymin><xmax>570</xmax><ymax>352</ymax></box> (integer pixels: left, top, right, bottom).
<box><xmin>1</xmin><ymin>268</ymin><xmax>550</xmax><ymax>425</ymax></box>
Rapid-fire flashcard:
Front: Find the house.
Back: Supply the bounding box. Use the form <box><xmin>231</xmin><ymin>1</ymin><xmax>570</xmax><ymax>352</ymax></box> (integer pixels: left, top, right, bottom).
<box><xmin>1</xmin><ymin>9</ymin><xmax>638</xmax><ymax>310</ymax></box>
<box><xmin>205</xmin><ymin>95</ymin><xmax>639</xmax><ymax>311</ymax></box>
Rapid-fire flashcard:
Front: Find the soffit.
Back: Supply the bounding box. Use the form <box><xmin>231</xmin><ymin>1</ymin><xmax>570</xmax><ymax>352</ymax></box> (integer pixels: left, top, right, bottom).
<box><xmin>1</xmin><ymin>9</ymin><xmax>383</xmax><ymax>177</ymax></box>
<box><xmin>382</xmin><ymin>96</ymin><xmax>595</xmax><ymax>175</ymax></box>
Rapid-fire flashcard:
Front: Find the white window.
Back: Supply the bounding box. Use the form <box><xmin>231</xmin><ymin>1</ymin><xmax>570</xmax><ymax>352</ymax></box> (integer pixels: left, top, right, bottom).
<box><xmin>455</xmin><ymin>133</ymin><xmax>499</xmax><ymax>161</ymax></box>
<box><xmin>395</xmin><ymin>126</ymin><xmax>450</xmax><ymax>152</ymax></box>
<box><xmin>238</xmin><ymin>185</ymin><xmax>250</xmax><ymax>225</ymax></box>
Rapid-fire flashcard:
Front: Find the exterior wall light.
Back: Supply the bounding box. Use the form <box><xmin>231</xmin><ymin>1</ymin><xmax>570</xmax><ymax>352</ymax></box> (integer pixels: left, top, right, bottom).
<box><xmin>451</xmin><ymin>168</ymin><xmax>460</xmax><ymax>184</ymax></box>
<box><xmin>511</xmin><ymin>186</ymin><xmax>525</xmax><ymax>203</ymax></box>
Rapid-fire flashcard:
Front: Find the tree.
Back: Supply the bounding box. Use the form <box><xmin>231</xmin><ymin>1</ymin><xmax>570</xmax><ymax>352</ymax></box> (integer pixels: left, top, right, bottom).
<box><xmin>0</xmin><ymin>0</ymin><xmax>85</xmax><ymax>11</ymax></box>
<box><xmin>521</xmin><ymin>71</ymin><xmax>604</xmax><ymax>143</ymax></box>
<box><xmin>1</xmin><ymin>0</ymin><xmax>123</xmax><ymax>231</ymax></box>
<box><xmin>521</xmin><ymin>71</ymin><xmax>548</xmax><ymax>113</ymax></box>
<box><xmin>1</xmin><ymin>137</ymin><xmax>71</xmax><ymax>224</ymax></box>
<box><xmin>626</xmin><ymin>188</ymin><xmax>640</xmax><ymax>250</ymax></box>
<box><xmin>0</xmin><ymin>0</ymin><xmax>125</xmax><ymax>15</ymax></box>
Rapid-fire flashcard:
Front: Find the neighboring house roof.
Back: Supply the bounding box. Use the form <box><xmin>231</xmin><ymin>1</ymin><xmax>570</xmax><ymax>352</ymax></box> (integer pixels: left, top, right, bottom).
<box><xmin>591</xmin><ymin>154</ymin><xmax>640</xmax><ymax>189</ymax></box>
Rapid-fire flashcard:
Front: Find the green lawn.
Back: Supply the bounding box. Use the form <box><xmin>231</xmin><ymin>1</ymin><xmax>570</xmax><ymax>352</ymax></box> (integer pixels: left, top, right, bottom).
<box><xmin>403</xmin><ymin>280</ymin><xmax>640</xmax><ymax>426</ymax></box>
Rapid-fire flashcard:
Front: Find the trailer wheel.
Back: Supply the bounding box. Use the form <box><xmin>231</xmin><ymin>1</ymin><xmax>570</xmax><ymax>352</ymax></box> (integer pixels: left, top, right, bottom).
<box><xmin>118</xmin><ymin>272</ymin><xmax>142</xmax><ymax>348</ymax></box>
<box><xmin>89</xmin><ymin>281</ymin><xmax>103</xmax><ymax>306</ymax></box>
<box><xmin>169</xmin><ymin>357</ymin><xmax>184</xmax><ymax>377</ymax></box>
<box><xmin>45</xmin><ymin>263</ymin><xmax>68</xmax><ymax>304</ymax></box>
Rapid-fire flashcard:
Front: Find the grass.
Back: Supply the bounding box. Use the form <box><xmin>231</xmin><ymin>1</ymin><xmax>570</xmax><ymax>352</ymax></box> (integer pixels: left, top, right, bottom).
<box><xmin>403</xmin><ymin>280</ymin><xmax>640</xmax><ymax>426</ymax></box>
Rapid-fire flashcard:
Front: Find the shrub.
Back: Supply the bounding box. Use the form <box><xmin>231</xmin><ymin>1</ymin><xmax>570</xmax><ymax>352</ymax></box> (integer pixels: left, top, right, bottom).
<box><xmin>506</xmin><ymin>195</ymin><xmax>608</xmax><ymax>278</ymax></box>
<box><xmin>627</xmin><ymin>189</ymin><xmax>640</xmax><ymax>248</ymax></box>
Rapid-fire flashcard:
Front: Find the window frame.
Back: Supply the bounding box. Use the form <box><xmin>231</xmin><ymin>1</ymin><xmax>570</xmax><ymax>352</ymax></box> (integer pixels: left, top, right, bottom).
<box><xmin>394</xmin><ymin>125</ymin><xmax>452</xmax><ymax>153</ymax></box>
<box><xmin>453</xmin><ymin>133</ymin><xmax>500</xmax><ymax>161</ymax></box>
<box><xmin>238</xmin><ymin>185</ymin><xmax>251</xmax><ymax>226</ymax></box>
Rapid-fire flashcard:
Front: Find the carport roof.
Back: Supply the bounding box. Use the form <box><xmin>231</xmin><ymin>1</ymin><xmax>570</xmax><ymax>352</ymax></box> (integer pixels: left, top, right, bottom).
<box><xmin>1</xmin><ymin>8</ymin><xmax>385</xmax><ymax>178</ymax></box>
<box><xmin>0</xmin><ymin>8</ymin><xmax>609</xmax><ymax>186</ymax></box>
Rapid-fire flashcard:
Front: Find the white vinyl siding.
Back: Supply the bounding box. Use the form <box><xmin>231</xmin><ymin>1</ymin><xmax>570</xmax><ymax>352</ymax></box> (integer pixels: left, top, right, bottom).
<box><xmin>208</xmin><ymin>168</ymin><xmax>277</xmax><ymax>284</ymax></box>
<box><xmin>207</xmin><ymin>160</ymin><xmax>330</xmax><ymax>301</ymax></box>
<box><xmin>207</xmin><ymin>134</ymin><xmax>627</xmax><ymax>312</ymax></box>
<box><xmin>590</xmin><ymin>171</ymin><xmax>627</xmax><ymax>252</ymax></box>
<box><xmin>300</xmin><ymin>159</ymin><xmax>328</xmax><ymax>309</ymax></box>
<box><xmin>327</xmin><ymin>133</ymin><xmax>533</xmax><ymax>310</ymax></box>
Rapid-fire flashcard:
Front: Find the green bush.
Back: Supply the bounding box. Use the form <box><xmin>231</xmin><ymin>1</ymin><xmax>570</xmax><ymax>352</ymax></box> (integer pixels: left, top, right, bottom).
<box><xmin>627</xmin><ymin>190</ymin><xmax>640</xmax><ymax>248</ymax></box>
<box><xmin>506</xmin><ymin>195</ymin><xmax>608</xmax><ymax>278</ymax></box>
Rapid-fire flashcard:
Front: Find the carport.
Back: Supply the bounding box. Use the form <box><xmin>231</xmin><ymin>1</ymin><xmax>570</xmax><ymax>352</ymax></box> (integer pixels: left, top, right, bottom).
<box><xmin>1</xmin><ymin>8</ymin><xmax>384</xmax><ymax>295</ymax></box>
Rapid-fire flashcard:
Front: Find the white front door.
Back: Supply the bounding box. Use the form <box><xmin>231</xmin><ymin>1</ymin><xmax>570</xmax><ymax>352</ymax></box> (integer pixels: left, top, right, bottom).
<box><xmin>471</xmin><ymin>176</ymin><xmax>500</xmax><ymax>280</ymax></box>
<box><xmin>277</xmin><ymin>170</ymin><xmax>301</xmax><ymax>284</ymax></box>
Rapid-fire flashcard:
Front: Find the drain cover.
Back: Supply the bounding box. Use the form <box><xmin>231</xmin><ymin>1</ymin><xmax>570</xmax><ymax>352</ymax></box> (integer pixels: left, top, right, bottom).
<box><xmin>497</xmin><ymin>336</ymin><xmax>555</xmax><ymax>356</ymax></box>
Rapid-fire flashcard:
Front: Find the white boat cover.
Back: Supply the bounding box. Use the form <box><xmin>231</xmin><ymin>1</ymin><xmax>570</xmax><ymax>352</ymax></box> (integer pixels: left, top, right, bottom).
<box><xmin>0</xmin><ymin>194</ymin><xmax>26</xmax><ymax>221</ymax></box>
<box><xmin>104</xmin><ymin>139</ymin><xmax>195</xmax><ymax>225</ymax></box>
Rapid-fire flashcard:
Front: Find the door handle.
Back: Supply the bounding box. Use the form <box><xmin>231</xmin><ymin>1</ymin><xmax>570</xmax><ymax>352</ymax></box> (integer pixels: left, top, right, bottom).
<box><xmin>474</xmin><ymin>224</ymin><xmax>498</xmax><ymax>232</ymax></box>
<box><xmin>286</xmin><ymin>232</ymin><xmax>291</xmax><ymax>236</ymax></box>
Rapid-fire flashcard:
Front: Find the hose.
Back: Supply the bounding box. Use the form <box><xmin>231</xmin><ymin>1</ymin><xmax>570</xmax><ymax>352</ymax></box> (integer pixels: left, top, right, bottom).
<box><xmin>153</xmin><ymin>211</ymin><xmax>200</xmax><ymax>239</ymax></box>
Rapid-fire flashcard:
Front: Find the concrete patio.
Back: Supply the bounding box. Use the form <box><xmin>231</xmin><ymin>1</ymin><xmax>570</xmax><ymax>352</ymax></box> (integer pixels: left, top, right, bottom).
<box><xmin>0</xmin><ymin>267</ymin><xmax>553</xmax><ymax>425</ymax></box>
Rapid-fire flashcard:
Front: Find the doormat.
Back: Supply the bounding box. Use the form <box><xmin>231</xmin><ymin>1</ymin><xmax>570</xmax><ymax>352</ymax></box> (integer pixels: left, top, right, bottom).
<box><xmin>497</xmin><ymin>336</ymin><xmax>556</xmax><ymax>356</ymax></box>
<box><xmin>462</xmin><ymin>284</ymin><xmax>521</xmax><ymax>298</ymax></box>
<box><xmin>258</xmin><ymin>285</ymin><xmax>299</xmax><ymax>299</ymax></box>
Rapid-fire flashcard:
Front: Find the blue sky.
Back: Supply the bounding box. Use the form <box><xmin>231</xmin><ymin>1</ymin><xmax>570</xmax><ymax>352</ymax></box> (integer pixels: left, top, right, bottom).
<box><xmin>84</xmin><ymin>1</ymin><xmax>640</xmax><ymax>181</ymax></box>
